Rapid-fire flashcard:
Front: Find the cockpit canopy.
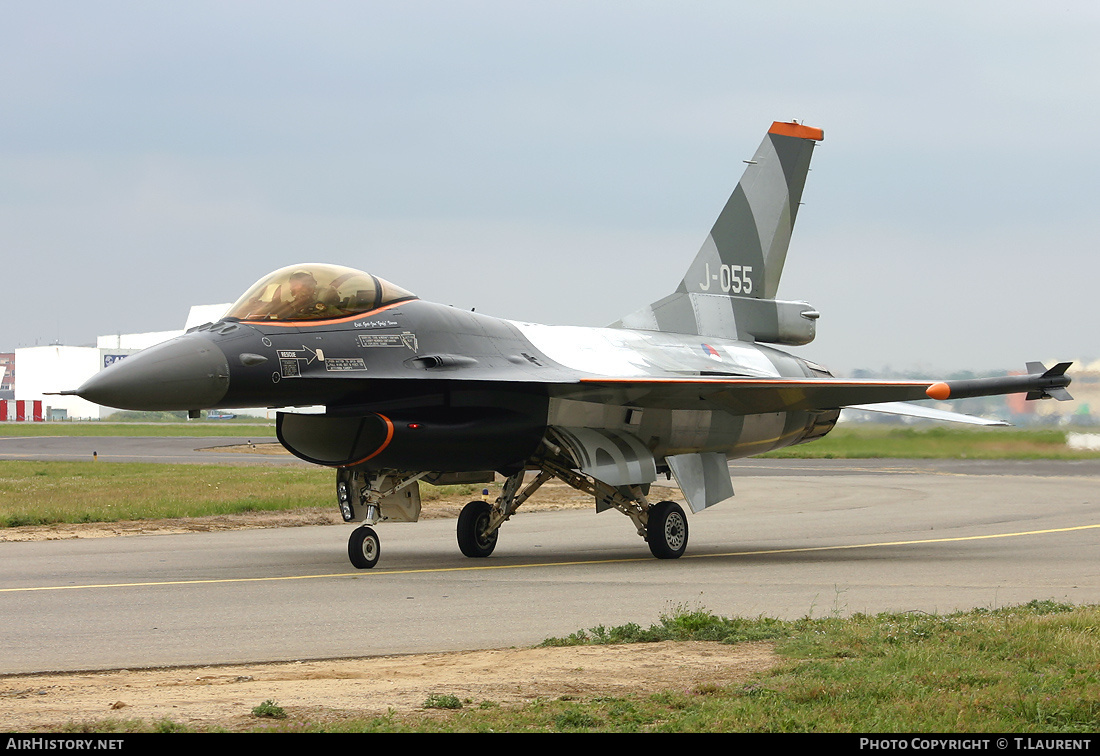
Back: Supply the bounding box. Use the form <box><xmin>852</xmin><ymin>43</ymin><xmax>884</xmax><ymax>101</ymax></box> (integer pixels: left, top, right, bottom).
<box><xmin>224</xmin><ymin>264</ymin><xmax>417</xmax><ymax>322</ymax></box>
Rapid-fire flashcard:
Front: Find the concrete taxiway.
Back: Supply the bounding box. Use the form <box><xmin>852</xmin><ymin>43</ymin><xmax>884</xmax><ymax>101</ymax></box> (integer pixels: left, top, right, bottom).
<box><xmin>1</xmin><ymin>448</ymin><xmax>1097</xmax><ymax>674</ymax></box>
<box><xmin>0</xmin><ymin>434</ymin><xmax>303</xmax><ymax>465</ymax></box>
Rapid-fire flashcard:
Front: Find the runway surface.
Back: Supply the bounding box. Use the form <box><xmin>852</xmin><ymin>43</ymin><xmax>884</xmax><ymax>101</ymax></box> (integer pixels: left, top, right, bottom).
<box><xmin>1</xmin><ymin>438</ymin><xmax>1098</xmax><ymax>674</ymax></box>
<box><xmin>4</xmin><ymin>434</ymin><xmax>1100</xmax><ymax>476</ymax></box>
<box><xmin>0</xmin><ymin>434</ymin><xmax>304</xmax><ymax>465</ymax></box>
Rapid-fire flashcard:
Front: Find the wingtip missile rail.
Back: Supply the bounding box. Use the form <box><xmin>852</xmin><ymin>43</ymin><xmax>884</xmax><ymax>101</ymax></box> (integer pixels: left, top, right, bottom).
<box><xmin>926</xmin><ymin>362</ymin><xmax>1073</xmax><ymax>403</ymax></box>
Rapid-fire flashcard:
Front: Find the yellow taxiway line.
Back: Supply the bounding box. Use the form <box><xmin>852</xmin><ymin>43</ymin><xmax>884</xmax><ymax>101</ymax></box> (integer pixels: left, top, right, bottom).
<box><xmin>3</xmin><ymin>523</ymin><xmax>1097</xmax><ymax>594</ymax></box>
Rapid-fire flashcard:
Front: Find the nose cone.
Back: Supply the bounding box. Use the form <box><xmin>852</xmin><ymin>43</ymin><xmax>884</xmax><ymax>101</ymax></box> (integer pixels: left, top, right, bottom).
<box><xmin>75</xmin><ymin>335</ymin><xmax>230</xmax><ymax>411</ymax></box>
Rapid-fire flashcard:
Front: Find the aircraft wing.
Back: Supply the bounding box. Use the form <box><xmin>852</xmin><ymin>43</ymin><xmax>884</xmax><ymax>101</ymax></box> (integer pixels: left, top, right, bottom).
<box><xmin>559</xmin><ymin>377</ymin><xmax>935</xmax><ymax>412</ymax></box>
<box><xmin>557</xmin><ymin>362</ymin><xmax>1072</xmax><ymax>415</ymax></box>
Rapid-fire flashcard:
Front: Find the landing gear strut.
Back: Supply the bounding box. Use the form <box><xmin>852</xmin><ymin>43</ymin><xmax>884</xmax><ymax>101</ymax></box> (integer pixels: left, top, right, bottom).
<box><xmin>452</xmin><ymin>448</ymin><xmax>691</xmax><ymax>561</ymax></box>
<box><xmin>338</xmin><ymin>468</ymin><xmax>426</xmax><ymax>569</ymax></box>
<box><xmin>338</xmin><ymin>441</ymin><xmax>693</xmax><ymax>566</ymax></box>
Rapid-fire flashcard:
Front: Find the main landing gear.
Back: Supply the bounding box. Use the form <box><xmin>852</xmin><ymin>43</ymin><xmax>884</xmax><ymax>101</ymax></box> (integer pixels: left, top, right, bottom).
<box><xmin>337</xmin><ymin>453</ymin><xmax>692</xmax><ymax>569</ymax></box>
<box><xmin>646</xmin><ymin>500</ymin><xmax>688</xmax><ymax>559</ymax></box>
<box><xmin>450</xmin><ymin>457</ymin><xmax>690</xmax><ymax>563</ymax></box>
<box><xmin>456</xmin><ymin>500</ymin><xmax>498</xmax><ymax>558</ymax></box>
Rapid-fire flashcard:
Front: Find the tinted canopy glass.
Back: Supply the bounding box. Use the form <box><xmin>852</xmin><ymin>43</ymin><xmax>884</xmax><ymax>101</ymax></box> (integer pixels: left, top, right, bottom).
<box><xmin>224</xmin><ymin>264</ymin><xmax>417</xmax><ymax>322</ymax></box>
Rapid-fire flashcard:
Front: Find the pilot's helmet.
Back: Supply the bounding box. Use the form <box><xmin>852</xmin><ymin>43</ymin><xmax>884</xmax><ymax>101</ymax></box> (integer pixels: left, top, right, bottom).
<box><xmin>288</xmin><ymin>270</ymin><xmax>318</xmax><ymax>294</ymax></box>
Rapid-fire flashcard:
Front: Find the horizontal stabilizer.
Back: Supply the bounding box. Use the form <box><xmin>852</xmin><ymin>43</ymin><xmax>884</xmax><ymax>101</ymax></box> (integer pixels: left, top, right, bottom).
<box><xmin>844</xmin><ymin>402</ymin><xmax>1010</xmax><ymax>426</ymax></box>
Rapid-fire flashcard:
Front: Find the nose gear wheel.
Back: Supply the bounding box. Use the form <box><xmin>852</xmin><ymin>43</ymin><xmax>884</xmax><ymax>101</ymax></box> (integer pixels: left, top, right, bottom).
<box><xmin>348</xmin><ymin>526</ymin><xmax>380</xmax><ymax>569</ymax></box>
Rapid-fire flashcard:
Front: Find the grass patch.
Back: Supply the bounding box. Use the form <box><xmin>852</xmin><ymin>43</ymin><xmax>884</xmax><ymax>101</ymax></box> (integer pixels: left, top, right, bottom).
<box><xmin>0</xmin><ymin>461</ymin><xmax>331</xmax><ymax>526</ymax></box>
<box><xmin>251</xmin><ymin>700</ymin><xmax>287</xmax><ymax>719</ymax></box>
<box><xmin>417</xmin><ymin>482</ymin><xmax>487</xmax><ymax>502</ymax></box>
<box><xmin>763</xmin><ymin>426</ymin><xmax>1100</xmax><ymax>460</ymax></box>
<box><xmin>72</xmin><ymin>601</ymin><xmax>1097</xmax><ymax>733</ymax></box>
<box><xmin>0</xmin><ymin>460</ymin><xmax>502</xmax><ymax>528</ymax></box>
<box><xmin>366</xmin><ymin>601</ymin><xmax>1100</xmax><ymax>732</ymax></box>
<box><xmin>423</xmin><ymin>694</ymin><xmax>463</xmax><ymax>710</ymax></box>
<box><xmin>0</xmin><ymin>422</ymin><xmax>275</xmax><ymax>438</ymax></box>
<box><xmin>541</xmin><ymin>606</ymin><xmax>789</xmax><ymax>646</ymax></box>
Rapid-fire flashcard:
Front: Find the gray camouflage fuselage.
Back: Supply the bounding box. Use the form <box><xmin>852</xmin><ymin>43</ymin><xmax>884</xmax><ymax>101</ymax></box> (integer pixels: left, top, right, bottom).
<box><xmin>67</xmin><ymin>121</ymin><xmax>1071</xmax><ymax>566</ymax></box>
<box><xmin>78</xmin><ymin>295</ymin><xmax>837</xmax><ymax>479</ymax></box>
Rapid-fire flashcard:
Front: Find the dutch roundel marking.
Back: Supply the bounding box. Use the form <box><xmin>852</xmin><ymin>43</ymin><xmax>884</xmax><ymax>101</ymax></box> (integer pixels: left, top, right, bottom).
<box><xmin>701</xmin><ymin>344</ymin><xmax>723</xmax><ymax>360</ymax></box>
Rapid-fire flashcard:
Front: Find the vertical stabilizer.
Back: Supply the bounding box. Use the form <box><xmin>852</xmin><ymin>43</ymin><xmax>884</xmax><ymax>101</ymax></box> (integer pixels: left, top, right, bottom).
<box><xmin>613</xmin><ymin>122</ymin><xmax>823</xmax><ymax>344</ymax></box>
<box><xmin>683</xmin><ymin>121</ymin><xmax>822</xmax><ymax>300</ymax></box>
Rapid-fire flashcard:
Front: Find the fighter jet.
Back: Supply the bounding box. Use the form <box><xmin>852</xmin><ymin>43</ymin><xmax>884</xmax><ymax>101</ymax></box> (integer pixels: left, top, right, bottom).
<box><xmin>67</xmin><ymin>121</ymin><xmax>1073</xmax><ymax>569</ymax></box>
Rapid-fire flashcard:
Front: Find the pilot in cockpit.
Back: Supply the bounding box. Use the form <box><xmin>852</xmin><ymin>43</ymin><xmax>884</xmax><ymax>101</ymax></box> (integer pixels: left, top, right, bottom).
<box><xmin>226</xmin><ymin>263</ymin><xmax>416</xmax><ymax>322</ymax></box>
<box><xmin>271</xmin><ymin>270</ymin><xmax>341</xmax><ymax>319</ymax></box>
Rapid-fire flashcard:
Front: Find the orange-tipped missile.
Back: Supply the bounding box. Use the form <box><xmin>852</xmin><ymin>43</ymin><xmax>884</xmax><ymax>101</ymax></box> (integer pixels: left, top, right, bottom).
<box><xmin>924</xmin><ymin>363</ymin><xmax>1073</xmax><ymax>403</ymax></box>
<box><xmin>926</xmin><ymin>382</ymin><xmax>951</xmax><ymax>401</ymax></box>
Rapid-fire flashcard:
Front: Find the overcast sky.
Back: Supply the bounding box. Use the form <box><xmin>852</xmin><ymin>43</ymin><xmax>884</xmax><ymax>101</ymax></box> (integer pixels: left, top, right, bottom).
<box><xmin>2</xmin><ymin>1</ymin><xmax>1096</xmax><ymax>375</ymax></box>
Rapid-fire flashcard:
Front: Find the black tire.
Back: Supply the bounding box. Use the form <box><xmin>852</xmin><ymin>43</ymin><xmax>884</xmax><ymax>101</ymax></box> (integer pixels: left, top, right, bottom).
<box><xmin>348</xmin><ymin>526</ymin><xmax>380</xmax><ymax>569</ymax></box>
<box><xmin>647</xmin><ymin>500</ymin><xmax>688</xmax><ymax>559</ymax></box>
<box><xmin>457</xmin><ymin>501</ymin><xmax>498</xmax><ymax>558</ymax></box>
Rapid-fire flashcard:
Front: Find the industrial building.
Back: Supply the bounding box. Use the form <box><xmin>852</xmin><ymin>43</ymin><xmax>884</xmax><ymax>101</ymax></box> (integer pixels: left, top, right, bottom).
<box><xmin>0</xmin><ymin>353</ymin><xmax>14</xmax><ymax>400</ymax></box>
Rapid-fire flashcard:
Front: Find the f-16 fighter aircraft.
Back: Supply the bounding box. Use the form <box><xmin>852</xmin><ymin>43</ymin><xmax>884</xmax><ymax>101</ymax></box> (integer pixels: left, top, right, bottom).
<box><xmin>67</xmin><ymin>121</ymin><xmax>1073</xmax><ymax>568</ymax></box>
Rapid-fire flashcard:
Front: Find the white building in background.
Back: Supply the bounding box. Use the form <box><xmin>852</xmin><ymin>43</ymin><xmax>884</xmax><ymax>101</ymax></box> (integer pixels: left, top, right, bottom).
<box><xmin>95</xmin><ymin>330</ymin><xmax>179</xmax><ymax>352</ymax></box>
<box><xmin>14</xmin><ymin>304</ymin><xmax>240</xmax><ymax>420</ymax></box>
<box><xmin>15</xmin><ymin>345</ymin><xmax>128</xmax><ymax>420</ymax></box>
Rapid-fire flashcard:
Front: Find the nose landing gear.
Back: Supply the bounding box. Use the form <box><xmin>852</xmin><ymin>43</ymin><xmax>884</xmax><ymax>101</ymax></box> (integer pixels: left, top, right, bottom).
<box><xmin>348</xmin><ymin>526</ymin><xmax>380</xmax><ymax>569</ymax></box>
